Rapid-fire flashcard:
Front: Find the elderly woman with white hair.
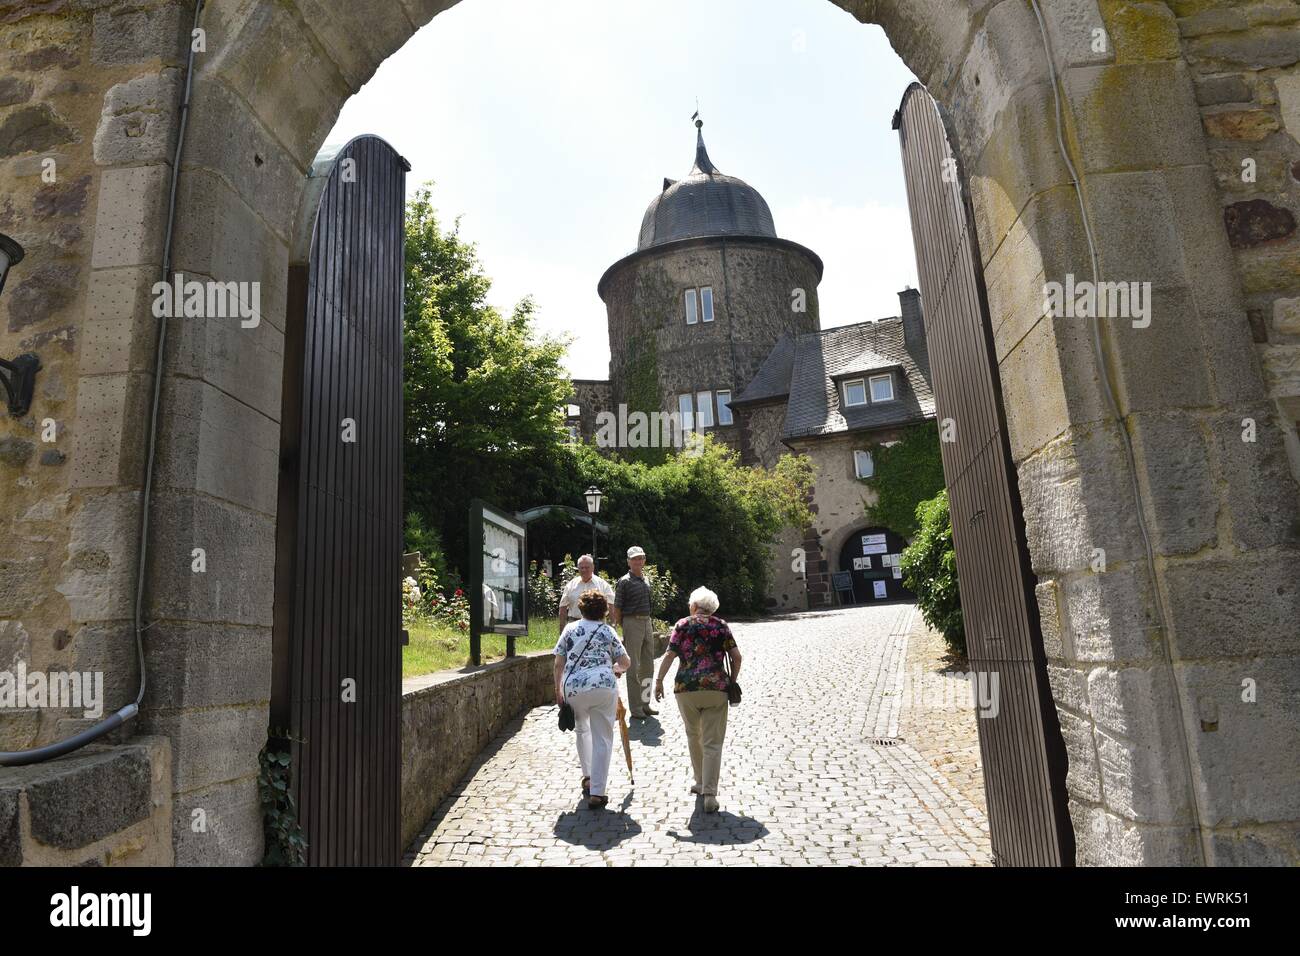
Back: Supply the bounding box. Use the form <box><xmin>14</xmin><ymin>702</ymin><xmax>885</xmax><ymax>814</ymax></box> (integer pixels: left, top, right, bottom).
<box><xmin>653</xmin><ymin>586</ymin><xmax>742</xmax><ymax>812</ymax></box>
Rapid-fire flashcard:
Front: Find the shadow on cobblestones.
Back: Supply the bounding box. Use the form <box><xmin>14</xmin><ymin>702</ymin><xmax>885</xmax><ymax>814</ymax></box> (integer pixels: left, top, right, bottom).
<box><xmin>553</xmin><ymin>808</ymin><xmax>644</xmax><ymax>849</ymax></box>
<box><xmin>668</xmin><ymin>808</ymin><xmax>768</xmax><ymax>846</ymax></box>
<box><xmin>628</xmin><ymin>716</ymin><xmax>665</xmax><ymax>747</ymax></box>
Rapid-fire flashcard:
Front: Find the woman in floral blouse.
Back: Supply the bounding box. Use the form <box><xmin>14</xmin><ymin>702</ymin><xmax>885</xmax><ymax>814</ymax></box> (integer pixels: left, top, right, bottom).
<box><xmin>654</xmin><ymin>586</ymin><xmax>742</xmax><ymax>812</ymax></box>
<box><xmin>554</xmin><ymin>590</ymin><xmax>632</xmax><ymax>810</ymax></box>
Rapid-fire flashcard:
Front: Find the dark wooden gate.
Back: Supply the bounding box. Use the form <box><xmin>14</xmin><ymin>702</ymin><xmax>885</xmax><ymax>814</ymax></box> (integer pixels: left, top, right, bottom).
<box><xmin>272</xmin><ymin>135</ymin><xmax>409</xmax><ymax>866</ymax></box>
<box><xmin>894</xmin><ymin>84</ymin><xmax>1074</xmax><ymax>865</ymax></box>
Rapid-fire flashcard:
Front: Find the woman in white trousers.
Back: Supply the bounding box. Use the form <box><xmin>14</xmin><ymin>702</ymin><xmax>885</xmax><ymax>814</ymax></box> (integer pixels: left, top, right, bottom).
<box><xmin>554</xmin><ymin>589</ymin><xmax>631</xmax><ymax>810</ymax></box>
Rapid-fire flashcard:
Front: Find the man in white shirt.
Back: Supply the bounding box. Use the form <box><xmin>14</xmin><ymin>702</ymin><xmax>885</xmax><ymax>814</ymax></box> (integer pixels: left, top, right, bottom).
<box><xmin>557</xmin><ymin>554</ymin><xmax>615</xmax><ymax>626</ymax></box>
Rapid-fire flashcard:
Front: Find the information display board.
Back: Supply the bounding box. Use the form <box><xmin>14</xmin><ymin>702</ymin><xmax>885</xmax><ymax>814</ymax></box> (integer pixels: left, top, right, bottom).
<box><xmin>469</xmin><ymin>499</ymin><xmax>527</xmax><ymax>665</ymax></box>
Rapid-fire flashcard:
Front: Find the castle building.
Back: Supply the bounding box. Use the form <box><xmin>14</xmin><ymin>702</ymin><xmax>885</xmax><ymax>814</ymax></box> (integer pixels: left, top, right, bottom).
<box><xmin>573</xmin><ymin>121</ymin><xmax>936</xmax><ymax>610</ymax></box>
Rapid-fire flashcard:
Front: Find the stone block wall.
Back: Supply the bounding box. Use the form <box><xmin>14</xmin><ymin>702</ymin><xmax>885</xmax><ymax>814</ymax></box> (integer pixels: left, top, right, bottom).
<box><xmin>599</xmin><ymin>237</ymin><xmax>821</xmax><ymax>453</ymax></box>
<box><xmin>400</xmin><ymin>651</ymin><xmax>553</xmax><ymax>849</ymax></box>
<box><xmin>0</xmin><ymin>736</ymin><xmax>173</xmax><ymax>865</ymax></box>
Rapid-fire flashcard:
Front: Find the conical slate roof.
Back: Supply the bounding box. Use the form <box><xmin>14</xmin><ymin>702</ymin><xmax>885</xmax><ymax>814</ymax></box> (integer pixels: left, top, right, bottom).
<box><xmin>637</xmin><ymin>121</ymin><xmax>777</xmax><ymax>251</ymax></box>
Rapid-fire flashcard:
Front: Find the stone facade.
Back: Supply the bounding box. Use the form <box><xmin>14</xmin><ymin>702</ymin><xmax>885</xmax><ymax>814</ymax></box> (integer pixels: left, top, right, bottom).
<box><xmin>0</xmin><ymin>735</ymin><xmax>173</xmax><ymax>865</ymax></box>
<box><xmin>598</xmin><ymin>235</ymin><xmax>821</xmax><ymax>455</ymax></box>
<box><xmin>0</xmin><ymin>0</ymin><xmax>1294</xmax><ymax>866</ymax></box>
<box><xmin>565</xmin><ymin>377</ymin><xmax>611</xmax><ymax>444</ymax></box>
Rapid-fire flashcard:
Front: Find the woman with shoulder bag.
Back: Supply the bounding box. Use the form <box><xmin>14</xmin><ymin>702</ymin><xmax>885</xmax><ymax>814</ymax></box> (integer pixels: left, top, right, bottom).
<box><xmin>653</xmin><ymin>586</ymin><xmax>742</xmax><ymax>813</ymax></box>
<box><xmin>554</xmin><ymin>590</ymin><xmax>632</xmax><ymax>810</ymax></box>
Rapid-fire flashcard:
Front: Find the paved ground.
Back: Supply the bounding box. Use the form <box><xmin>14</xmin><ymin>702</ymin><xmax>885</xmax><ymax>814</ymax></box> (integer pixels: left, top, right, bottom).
<box><xmin>406</xmin><ymin>603</ymin><xmax>991</xmax><ymax>866</ymax></box>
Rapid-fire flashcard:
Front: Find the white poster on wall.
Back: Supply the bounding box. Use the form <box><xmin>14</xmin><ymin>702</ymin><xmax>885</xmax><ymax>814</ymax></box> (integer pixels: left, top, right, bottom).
<box><xmin>862</xmin><ymin>533</ymin><xmax>889</xmax><ymax>555</ymax></box>
<box><xmin>873</xmin><ymin>580</ymin><xmax>888</xmax><ymax>599</ymax></box>
<box><xmin>893</xmin><ymin>566</ymin><xmax>903</xmax><ymax>579</ymax></box>
<box><xmin>853</xmin><ymin>556</ymin><xmax>871</xmax><ymax>570</ymax></box>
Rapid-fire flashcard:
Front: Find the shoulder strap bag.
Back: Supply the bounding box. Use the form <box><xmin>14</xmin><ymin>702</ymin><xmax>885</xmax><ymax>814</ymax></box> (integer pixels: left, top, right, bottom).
<box><xmin>721</xmin><ymin>631</ymin><xmax>741</xmax><ymax>706</ymax></box>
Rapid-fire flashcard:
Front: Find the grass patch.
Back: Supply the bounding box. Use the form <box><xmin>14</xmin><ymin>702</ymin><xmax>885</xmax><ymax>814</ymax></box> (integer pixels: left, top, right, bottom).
<box><xmin>403</xmin><ymin>617</ymin><xmax>563</xmax><ymax>679</ymax></box>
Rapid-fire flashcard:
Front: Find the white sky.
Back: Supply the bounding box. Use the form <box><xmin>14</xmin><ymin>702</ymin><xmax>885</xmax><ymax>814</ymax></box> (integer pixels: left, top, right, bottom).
<box><xmin>328</xmin><ymin>0</ymin><xmax>920</xmax><ymax>376</ymax></box>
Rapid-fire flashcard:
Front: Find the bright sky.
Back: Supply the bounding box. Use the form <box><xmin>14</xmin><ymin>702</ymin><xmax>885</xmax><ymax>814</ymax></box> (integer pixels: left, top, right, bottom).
<box><xmin>327</xmin><ymin>0</ymin><xmax>920</xmax><ymax>376</ymax></box>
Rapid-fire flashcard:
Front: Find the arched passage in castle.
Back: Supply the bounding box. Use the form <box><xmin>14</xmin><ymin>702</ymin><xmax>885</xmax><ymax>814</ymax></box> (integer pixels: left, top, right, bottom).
<box><xmin>1</xmin><ymin>0</ymin><xmax>1298</xmax><ymax>866</ymax></box>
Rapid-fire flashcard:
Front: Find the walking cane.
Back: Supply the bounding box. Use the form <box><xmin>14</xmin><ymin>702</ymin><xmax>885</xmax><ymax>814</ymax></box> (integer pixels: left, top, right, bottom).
<box><xmin>616</xmin><ymin>696</ymin><xmax>634</xmax><ymax>785</ymax></box>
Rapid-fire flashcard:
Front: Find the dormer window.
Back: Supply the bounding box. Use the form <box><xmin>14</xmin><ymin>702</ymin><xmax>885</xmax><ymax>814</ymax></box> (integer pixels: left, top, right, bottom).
<box><xmin>684</xmin><ymin>286</ymin><xmax>715</xmax><ymax>325</ymax></box>
<box><xmin>869</xmin><ymin>373</ymin><xmax>894</xmax><ymax>402</ymax></box>
<box><xmin>843</xmin><ymin>373</ymin><xmax>896</xmax><ymax>408</ymax></box>
<box><xmin>843</xmin><ymin>379</ymin><xmax>868</xmax><ymax>407</ymax></box>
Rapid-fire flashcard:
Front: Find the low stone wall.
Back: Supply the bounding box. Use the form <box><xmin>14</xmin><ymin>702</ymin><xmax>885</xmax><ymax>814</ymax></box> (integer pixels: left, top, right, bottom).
<box><xmin>0</xmin><ymin>736</ymin><xmax>173</xmax><ymax>866</ymax></box>
<box><xmin>401</xmin><ymin>652</ymin><xmax>553</xmax><ymax>849</ymax></box>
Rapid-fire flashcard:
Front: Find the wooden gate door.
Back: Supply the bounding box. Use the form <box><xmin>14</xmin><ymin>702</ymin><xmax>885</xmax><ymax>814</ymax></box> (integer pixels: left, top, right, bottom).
<box><xmin>272</xmin><ymin>135</ymin><xmax>409</xmax><ymax>865</ymax></box>
<box><xmin>895</xmin><ymin>85</ymin><xmax>1075</xmax><ymax>865</ymax></box>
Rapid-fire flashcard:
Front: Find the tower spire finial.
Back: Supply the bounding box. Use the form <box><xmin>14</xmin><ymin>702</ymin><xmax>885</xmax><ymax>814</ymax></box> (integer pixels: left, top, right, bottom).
<box><xmin>691</xmin><ymin>108</ymin><xmax>715</xmax><ymax>175</ymax></box>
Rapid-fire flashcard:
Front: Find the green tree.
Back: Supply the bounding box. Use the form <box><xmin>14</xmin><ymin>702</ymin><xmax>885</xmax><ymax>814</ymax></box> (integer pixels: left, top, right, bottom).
<box><xmin>565</xmin><ymin>437</ymin><xmax>814</xmax><ymax>617</ymax></box>
<box><xmin>403</xmin><ymin>185</ymin><xmax>573</xmax><ymax>576</ymax></box>
<box><xmin>860</xmin><ymin>420</ymin><xmax>946</xmax><ymax>538</ymax></box>
<box><xmin>900</xmin><ymin>490</ymin><xmax>964</xmax><ymax>656</ymax></box>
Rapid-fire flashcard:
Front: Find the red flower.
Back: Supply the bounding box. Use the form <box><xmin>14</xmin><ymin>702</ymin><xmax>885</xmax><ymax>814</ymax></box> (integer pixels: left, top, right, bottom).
<box><xmin>454</xmin><ymin>588</ymin><xmax>464</xmax><ymax>596</ymax></box>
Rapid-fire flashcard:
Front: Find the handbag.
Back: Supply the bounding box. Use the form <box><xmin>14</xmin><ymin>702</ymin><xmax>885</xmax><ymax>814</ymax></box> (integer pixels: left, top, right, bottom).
<box><xmin>557</xmin><ymin>626</ymin><xmax>598</xmax><ymax>732</ymax></box>
<box><xmin>722</xmin><ymin>635</ymin><xmax>741</xmax><ymax>706</ymax></box>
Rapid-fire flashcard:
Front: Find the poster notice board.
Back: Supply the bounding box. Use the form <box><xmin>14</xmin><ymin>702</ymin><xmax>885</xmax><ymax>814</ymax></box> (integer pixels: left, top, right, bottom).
<box><xmin>468</xmin><ymin>499</ymin><xmax>527</xmax><ymax>665</ymax></box>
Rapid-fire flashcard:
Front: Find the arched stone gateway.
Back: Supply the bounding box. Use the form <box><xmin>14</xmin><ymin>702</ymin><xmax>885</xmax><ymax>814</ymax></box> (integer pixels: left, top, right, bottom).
<box><xmin>0</xmin><ymin>1</ymin><xmax>1297</xmax><ymax>865</ymax></box>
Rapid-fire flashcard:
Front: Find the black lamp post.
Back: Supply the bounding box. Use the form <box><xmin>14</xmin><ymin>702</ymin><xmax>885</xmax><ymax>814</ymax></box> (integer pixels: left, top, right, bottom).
<box><xmin>0</xmin><ymin>233</ymin><xmax>39</xmax><ymax>418</ymax></box>
<box><xmin>584</xmin><ymin>485</ymin><xmax>603</xmax><ymax>572</ymax></box>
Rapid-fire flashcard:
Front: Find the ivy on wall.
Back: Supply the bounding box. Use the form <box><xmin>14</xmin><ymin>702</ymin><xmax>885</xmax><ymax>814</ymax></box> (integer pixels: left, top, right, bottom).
<box><xmin>860</xmin><ymin>420</ymin><xmax>946</xmax><ymax>539</ymax></box>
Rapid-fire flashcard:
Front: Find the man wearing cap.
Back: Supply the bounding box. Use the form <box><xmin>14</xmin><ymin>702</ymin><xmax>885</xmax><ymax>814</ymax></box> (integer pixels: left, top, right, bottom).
<box><xmin>557</xmin><ymin>554</ymin><xmax>615</xmax><ymax>627</ymax></box>
<box><xmin>613</xmin><ymin>546</ymin><xmax>656</xmax><ymax>720</ymax></box>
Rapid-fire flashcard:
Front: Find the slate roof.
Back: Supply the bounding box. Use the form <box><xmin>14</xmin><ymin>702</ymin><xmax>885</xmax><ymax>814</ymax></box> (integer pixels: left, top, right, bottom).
<box><xmin>782</xmin><ymin>317</ymin><xmax>933</xmax><ymax>440</ymax></box>
<box><xmin>733</xmin><ymin>334</ymin><xmax>796</xmax><ymax>406</ymax></box>
<box><xmin>637</xmin><ymin>124</ymin><xmax>777</xmax><ymax>251</ymax></box>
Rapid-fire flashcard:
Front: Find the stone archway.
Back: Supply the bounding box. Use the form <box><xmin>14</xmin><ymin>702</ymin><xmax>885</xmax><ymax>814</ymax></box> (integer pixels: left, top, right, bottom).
<box><xmin>2</xmin><ymin>0</ymin><xmax>1298</xmax><ymax>866</ymax></box>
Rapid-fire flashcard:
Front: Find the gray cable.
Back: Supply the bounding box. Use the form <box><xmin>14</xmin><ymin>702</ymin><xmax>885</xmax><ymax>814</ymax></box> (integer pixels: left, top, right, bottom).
<box><xmin>1028</xmin><ymin>0</ymin><xmax>1211</xmax><ymax>865</ymax></box>
<box><xmin>0</xmin><ymin>0</ymin><xmax>204</xmax><ymax>767</ymax></box>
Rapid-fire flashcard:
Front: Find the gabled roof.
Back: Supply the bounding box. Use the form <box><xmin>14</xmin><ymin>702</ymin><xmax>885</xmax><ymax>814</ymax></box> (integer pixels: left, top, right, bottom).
<box><xmin>733</xmin><ymin>334</ymin><xmax>796</xmax><ymax>406</ymax></box>
<box><xmin>781</xmin><ymin>317</ymin><xmax>934</xmax><ymax>440</ymax></box>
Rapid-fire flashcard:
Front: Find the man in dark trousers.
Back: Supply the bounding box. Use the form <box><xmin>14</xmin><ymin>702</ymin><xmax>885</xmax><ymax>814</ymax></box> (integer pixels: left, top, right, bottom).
<box><xmin>612</xmin><ymin>545</ymin><xmax>656</xmax><ymax>720</ymax></box>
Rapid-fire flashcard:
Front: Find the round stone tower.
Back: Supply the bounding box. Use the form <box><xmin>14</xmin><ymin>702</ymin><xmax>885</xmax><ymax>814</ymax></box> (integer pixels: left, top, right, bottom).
<box><xmin>597</xmin><ymin>120</ymin><xmax>823</xmax><ymax>451</ymax></box>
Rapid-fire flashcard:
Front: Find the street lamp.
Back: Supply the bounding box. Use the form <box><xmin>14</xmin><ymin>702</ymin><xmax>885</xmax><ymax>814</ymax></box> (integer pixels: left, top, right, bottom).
<box><xmin>584</xmin><ymin>485</ymin><xmax>603</xmax><ymax>571</ymax></box>
<box><xmin>0</xmin><ymin>233</ymin><xmax>40</xmax><ymax>418</ymax></box>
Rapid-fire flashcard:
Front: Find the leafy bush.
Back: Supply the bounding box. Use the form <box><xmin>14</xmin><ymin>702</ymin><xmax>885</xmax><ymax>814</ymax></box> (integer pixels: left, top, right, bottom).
<box><xmin>259</xmin><ymin>732</ymin><xmax>306</xmax><ymax>866</ymax></box>
<box><xmin>559</xmin><ymin>438</ymin><xmax>813</xmax><ymax>617</ymax></box>
<box><xmin>900</xmin><ymin>490</ymin><xmax>964</xmax><ymax>656</ymax></box>
<box><xmin>428</xmin><ymin>587</ymin><xmax>470</xmax><ymax>632</ymax></box>
<box><xmin>527</xmin><ymin>560</ymin><xmax>559</xmax><ymax>618</ymax></box>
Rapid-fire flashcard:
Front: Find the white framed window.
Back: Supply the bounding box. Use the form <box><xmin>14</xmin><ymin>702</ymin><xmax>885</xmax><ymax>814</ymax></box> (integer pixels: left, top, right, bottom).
<box><xmin>869</xmin><ymin>373</ymin><xmax>894</xmax><ymax>402</ymax></box>
<box><xmin>854</xmin><ymin>449</ymin><xmax>874</xmax><ymax>479</ymax></box>
<box><xmin>684</xmin><ymin>289</ymin><xmax>698</xmax><ymax>325</ymax></box>
<box><xmin>843</xmin><ymin>378</ymin><xmax>868</xmax><ymax>408</ymax></box>
<box><xmin>700</xmin><ymin>286</ymin><xmax>715</xmax><ymax>322</ymax></box>
<box><xmin>678</xmin><ymin>392</ymin><xmax>695</xmax><ymax>431</ymax></box>
<box><xmin>716</xmin><ymin>389</ymin><xmax>733</xmax><ymax>426</ymax></box>
<box><xmin>696</xmin><ymin>390</ymin><xmax>714</xmax><ymax>428</ymax></box>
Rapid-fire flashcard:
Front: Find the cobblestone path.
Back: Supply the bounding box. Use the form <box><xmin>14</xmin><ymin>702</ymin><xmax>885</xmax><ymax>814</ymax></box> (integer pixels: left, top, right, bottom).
<box><xmin>406</xmin><ymin>603</ymin><xmax>991</xmax><ymax>866</ymax></box>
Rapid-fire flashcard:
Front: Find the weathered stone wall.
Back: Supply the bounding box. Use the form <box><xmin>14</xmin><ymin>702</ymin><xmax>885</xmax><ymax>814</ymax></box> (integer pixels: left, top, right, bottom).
<box><xmin>400</xmin><ymin>651</ymin><xmax>552</xmax><ymax>849</ymax></box>
<box><xmin>787</xmin><ymin>427</ymin><xmax>913</xmax><ymax>608</ymax></box>
<box><xmin>1</xmin><ymin>736</ymin><xmax>173</xmax><ymax>865</ymax></box>
<box><xmin>1174</xmin><ymin>1</ymin><xmax>1300</xmax><ymax>470</ymax></box>
<box><xmin>566</xmin><ymin>377</ymin><xmax>611</xmax><ymax>444</ymax></box>
<box><xmin>599</xmin><ymin>236</ymin><xmax>821</xmax><ymax>455</ymax></box>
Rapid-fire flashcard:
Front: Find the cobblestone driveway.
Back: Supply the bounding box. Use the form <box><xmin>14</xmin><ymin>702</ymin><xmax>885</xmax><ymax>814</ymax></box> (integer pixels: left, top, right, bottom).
<box><xmin>406</xmin><ymin>603</ymin><xmax>991</xmax><ymax>866</ymax></box>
